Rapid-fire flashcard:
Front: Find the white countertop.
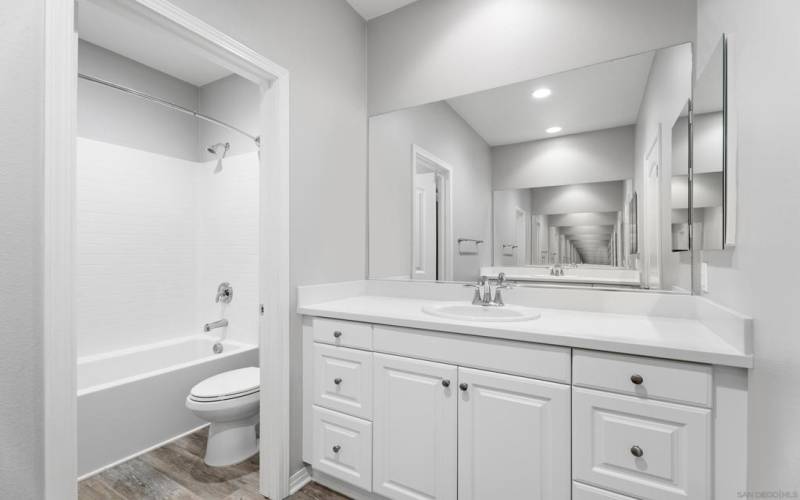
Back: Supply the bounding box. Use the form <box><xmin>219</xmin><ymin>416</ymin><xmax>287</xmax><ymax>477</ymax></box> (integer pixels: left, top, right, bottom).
<box><xmin>298</xmin><ymin>295</ymin><xmax>753</xmax><ymax>368</ymax></box>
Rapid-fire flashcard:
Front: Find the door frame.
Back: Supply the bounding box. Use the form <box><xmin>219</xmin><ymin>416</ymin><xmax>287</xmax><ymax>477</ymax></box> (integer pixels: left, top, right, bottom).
<box><xmin>644</xmin><ymin>126</ymin><xmax>662</xmax><ymax>289</ymax></box>
<box><xmin>411</xmin><ymin>145</ymin><xmax>454</xmax><ymax>281</ymax></box>
<box><xmin>43</xmin><ymin>1</ymin><xmax>291</xmax><ymax>498</ymax></box>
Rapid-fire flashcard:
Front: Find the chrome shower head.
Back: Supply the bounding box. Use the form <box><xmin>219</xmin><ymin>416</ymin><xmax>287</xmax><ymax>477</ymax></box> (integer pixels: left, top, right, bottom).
<box><xmin>207</xmin><ymin>142</ymin><xmax>230</xmax><ymax>158</ymax></box>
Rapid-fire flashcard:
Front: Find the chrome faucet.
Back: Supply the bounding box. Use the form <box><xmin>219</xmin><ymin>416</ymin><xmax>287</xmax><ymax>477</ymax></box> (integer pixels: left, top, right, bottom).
<box><xmin>550</xmin><ymin>264</ymin><xmax>564</xmax><ymax>276</ymax></box>
<box><xmin>465</xmin><ymin>273</ymin><xmax>513</xmax><ymax>306</ymax></box>
<box><xmin>204</xmin><ymin>318</ymin><xmax>228</xmax><ymax>332</ymax></box>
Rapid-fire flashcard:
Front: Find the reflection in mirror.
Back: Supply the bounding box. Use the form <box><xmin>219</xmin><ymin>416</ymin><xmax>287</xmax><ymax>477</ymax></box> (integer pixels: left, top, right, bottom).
<box><xmin>369</xmin><ymin>43</ymin><xmax>693</xmax><ymax>291</ymax></box>
<box><xmin>693</xmin><ymin>36</ymin><xmax>726</xmax><ymax>250</ymax></box>
<box><xmin>671</xmin><ymin>101</ymin><xmax>691</xmax><ymax>252</ymax></box>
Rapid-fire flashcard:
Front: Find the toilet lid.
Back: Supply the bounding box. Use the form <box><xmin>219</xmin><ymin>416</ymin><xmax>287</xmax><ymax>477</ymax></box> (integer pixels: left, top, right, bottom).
<box><xmin>190</xmin><ymin>367</ymin><xmax>260</xmax><ymax>400</ymax></box>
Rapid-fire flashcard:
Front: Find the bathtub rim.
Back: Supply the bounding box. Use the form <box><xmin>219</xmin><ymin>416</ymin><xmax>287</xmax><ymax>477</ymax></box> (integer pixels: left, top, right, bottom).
<box><xmin>77</xmin><ymin>335</ymin><xmax>257</xmax><ymax>397</ymax></box>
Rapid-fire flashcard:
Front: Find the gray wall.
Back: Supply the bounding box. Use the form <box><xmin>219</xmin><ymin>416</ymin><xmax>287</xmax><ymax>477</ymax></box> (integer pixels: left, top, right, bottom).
<box><xmin>491</xmin><ymin>126</ymin><xmax>635</xmax><ymax>190</ymax></box>
<box><xmin>198</xmin><ymin>74</ymin><xmax>261</xmax><ymax>159</ymax></box>
<box><xmin>168</xmin><ymin>0</ymin><xmax>367</xmax><ymax>475</ymax></box>
<box><xmin>0</xmin><ymin>2</ymin><xmax>44</xmax><ymax>498</ymax></box>
<box><xmin>697</xmin><ymin>0</ymin><xmax>800</xmax><ymax>490</ymax></box>
<box><xmin>78</xmin><ymin>40</ymin><xmax>201</xmax><ymax>161</ymax></box>
<box><xmin>369</xmin><ymin>101</ymin><xmax>492</xmax><ymax>282</ymax></box>
<box><xmin>367</xmin><ymin>0</ymin><xmax>696</xmax><ymax>114</ymax></box>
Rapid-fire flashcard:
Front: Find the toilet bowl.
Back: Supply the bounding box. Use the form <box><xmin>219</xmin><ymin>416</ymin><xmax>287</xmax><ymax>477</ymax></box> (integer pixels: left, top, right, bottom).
<box><xmin>186</xmin><ymin>366</ymin><xmax>260</xmax><ymax>466</ymax></box>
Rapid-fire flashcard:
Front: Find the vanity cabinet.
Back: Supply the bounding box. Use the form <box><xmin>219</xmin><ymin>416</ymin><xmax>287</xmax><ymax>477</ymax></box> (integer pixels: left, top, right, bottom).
<box><xmin>372</xmin><ymin>354</ymin><xmax>458</xmax><ymax>500</ymax></box>
<box><xmin>457</xmin><ymin>367</ymin><xmax>570</xmax><ymax>500</ymax></box>
<box><xmin>303</xmin><ymin>317</ymin><xmax>728</xmax><ymax>500</ymax></box>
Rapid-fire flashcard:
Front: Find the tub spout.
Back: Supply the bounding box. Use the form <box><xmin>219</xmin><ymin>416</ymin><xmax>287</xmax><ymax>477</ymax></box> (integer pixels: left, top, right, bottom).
<box><xmin>204</xmin><ymin>319</ymin><xmax>228</xmax><ymax>332</ymax></box>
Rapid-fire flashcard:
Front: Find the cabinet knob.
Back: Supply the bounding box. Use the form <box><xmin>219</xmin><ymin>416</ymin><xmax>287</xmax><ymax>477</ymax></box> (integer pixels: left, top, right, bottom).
<box><xmin>630</xmin><ymin>445</ymin><xmax>644</xmax><ymax>458</ymax></box>
<box><xmin>442</xmin><ymin>379</ymin><xmax>451</xmax><ymax>387</ymax></box>
<box><xmin>333</xmin><ymin>330</ymin><xmax>342</xmax><ymax>338</ymax></box>
<box><xmin>459</xmin><ymin>383</ymin><xmax>469</xmax><ymax>391</ymax></box>
<box><xmin>334</xmin><ymin>377</ymin><xmax>342</xmax><ymax>385</ymax></box>
<box><xmin>630</xmin><ymin>374</ymin><xmax>644</xmax><ymax>385</ymax></box>
<box><xmin>332</xmin><ymin>445</ymin><xmax>341</xmax><ymax>453</ymax></box>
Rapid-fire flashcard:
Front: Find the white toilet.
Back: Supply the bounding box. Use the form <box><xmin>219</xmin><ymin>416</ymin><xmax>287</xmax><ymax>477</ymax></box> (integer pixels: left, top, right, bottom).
<box><xmin>186</xmin><ymin>366</ymin><xmax>260</xmax><ymax>467</ymax></box>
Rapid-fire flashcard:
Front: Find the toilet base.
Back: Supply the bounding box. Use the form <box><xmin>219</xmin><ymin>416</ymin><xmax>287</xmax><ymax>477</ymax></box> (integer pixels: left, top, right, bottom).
<box><xmin>204</xmin><ymin>414</ymin><xmax>259</xmax><ymax>467</ymax></box>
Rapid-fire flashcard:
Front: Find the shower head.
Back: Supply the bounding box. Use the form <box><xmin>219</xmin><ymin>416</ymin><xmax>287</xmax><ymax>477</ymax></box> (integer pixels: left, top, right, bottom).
<box><xmin>207</xmin><ymin>142</ymin><xmax>230</xmax><ymax>158</ymax></box>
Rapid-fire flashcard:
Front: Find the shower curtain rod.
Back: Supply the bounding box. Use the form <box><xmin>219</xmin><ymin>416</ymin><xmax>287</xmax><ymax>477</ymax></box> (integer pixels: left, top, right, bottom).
<box><xmin>78</xmin><ymin>73</ymin><xmax>261</xmax><ymax>147</ymax></box>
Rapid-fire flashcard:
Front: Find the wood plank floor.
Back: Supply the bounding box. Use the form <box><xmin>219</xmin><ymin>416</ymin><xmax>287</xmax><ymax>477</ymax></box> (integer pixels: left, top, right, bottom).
<box><xmin>78</xmin><ymin>428</ymin><xmax>349</xmax><ymax>500</ymax></box>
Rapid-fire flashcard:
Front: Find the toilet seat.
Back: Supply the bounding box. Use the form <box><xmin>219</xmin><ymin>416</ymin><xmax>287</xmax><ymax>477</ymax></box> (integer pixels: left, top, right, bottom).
<box><xmin>189</xmin><ymin>366</ymin><xmax>259</xmax><ymax>403</ymax></box>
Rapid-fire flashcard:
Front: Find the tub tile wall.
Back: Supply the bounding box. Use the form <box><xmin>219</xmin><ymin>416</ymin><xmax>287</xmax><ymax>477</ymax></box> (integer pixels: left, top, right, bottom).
<box><xmin>76</xmin><ymin>138</ymin><xmax>258</xmax><ymax>357</ymax></box>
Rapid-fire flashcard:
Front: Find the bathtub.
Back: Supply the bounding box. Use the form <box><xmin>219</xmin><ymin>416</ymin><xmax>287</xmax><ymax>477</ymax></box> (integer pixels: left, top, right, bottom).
<box><xmin>77</xmin><ymin>335</ymin><xmax>258</xmax><ymax>478</ymax></box>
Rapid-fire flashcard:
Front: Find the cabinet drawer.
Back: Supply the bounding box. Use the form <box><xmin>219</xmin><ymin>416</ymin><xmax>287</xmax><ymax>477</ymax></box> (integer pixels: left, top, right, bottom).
<box><xmin>373</xmin><ymin>325</ymin><xmax>571</xmax><ymax>383</ymax></box>
<box><xmin>313</xmin><ymin>343</ymin><xmax>373</xmax><ymax>420</ymax></box>
<box><xmin>573</xmin><ymin>387</ymin><xmax>710</xmax><ymax>500</ymax></box>
<box><xmin>573</xmin><ymin>350</ymin><xmax>713</xmax><ymax>407</ymax></box>
<box><xmin>573</xmin><ymin>482</ymin><xmax>637</xmax><ymax>500</ymax></box>
<box><xmin>313</xmin><ymin>318</ymin><xmax>372</xmax><ymax>350</ymax></box>
<box><xmin>312</xmin><ymin>406</ymin><xmax>373</xmax><ymax>491</ymax></box>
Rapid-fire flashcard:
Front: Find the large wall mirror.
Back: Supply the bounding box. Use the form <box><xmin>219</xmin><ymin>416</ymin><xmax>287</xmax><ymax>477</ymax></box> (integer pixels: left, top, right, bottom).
<box><xmin>369</xmin><ymin>42</ymin><xmax>694</xmax><ymax>291</ymax></box>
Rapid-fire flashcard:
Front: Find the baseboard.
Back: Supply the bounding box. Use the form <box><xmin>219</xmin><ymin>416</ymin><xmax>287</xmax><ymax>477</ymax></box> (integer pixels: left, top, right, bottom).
<box><xmin>78</xmin><ymin>423</ymin><xmax>209</xmax><ymax>481</ymax></box>
<box><xmin>289</xmin><ymin>466</ymin><xmax>312</xmax><ymax>494</ymax></box>
<box><xmin>311</xmin><ymin>469</ymin><xmax>384</xmax><ymax>500</ymax></box>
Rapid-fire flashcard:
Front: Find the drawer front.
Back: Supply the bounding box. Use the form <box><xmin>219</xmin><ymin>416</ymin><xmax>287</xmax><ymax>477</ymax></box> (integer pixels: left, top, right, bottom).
<box><xmin>573</xmin><ymin>387</ymin><xmax>711</xmax><ymax>500</ymax></box>
<box><xmin>373</xmin><ymin>325</ymin><xmax>571</xmax><ymax>383</ymax></box>
<box><xmin>573</xmin><ymin>482</ymin><xmax>638</xmax><ymax>500</ymax></box>
<box><xmin>312</xmin><ymin>406</ymin><xmax>373</xmax><ymax>491</ymax></box>
<box><xmin>314</xmin><ymin>344</ymin><xmax>373</xmax><ymax>419</ymax></box>
<box><xmin>313</xmin><ymin>318</ymin><xmax>372</xmax><ymax>350</ymax></box>
<box><xmin>573</xmin><ymin>350</ymin><xmax>713</xmax><ymax>407</ymax></box>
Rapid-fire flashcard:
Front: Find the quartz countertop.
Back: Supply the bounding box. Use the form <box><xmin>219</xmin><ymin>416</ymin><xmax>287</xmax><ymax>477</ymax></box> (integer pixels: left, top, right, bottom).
<box><xmin>298</xmin><ymin>295</ymin><xmax>753</xmax><ymax>368</ymax></box>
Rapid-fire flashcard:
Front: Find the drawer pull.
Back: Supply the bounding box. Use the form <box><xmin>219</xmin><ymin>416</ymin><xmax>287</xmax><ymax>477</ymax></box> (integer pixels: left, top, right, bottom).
<box><xmin>630</xmin><ymin>445</ymin><xmax>644</xmax><ymax>458</ymax></box>
<box><xmin>630</xmin><ymin>374</ymin><xmax>644</xmax><ymax>385</ymax></box>
<box><xmin>332</xmin><ymin>445</ymin><xmax>341</xmax><ymax>453</ymax></box>
<box><xmin>442</xmin><ymin>379</ymin><xmax>451</xmax><ymax>387</ymax></box>
<box><xmin>333</xmin><ymin>377</ymin><xmax>342</xmax><ymax>385</ymax></box>
<box><xmin>333</xmin><ymin>330</ymin><xmax>342</xmax><ymax>338</ymax></box>
<box><xmin>459</xmin><ymin>383</ymin><xmax>469</xmax><ymax>391</ymax></box>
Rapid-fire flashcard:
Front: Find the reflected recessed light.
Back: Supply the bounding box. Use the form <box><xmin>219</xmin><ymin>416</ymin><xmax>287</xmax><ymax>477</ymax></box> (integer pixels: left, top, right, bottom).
<box><xmin>531</xmin><ymin>88</ymin><xmax>552</xmax><ymax>99</ymax></box>
<box><xmin>546</xmin><ymin>126</ymin><xmax>562</xmax><ymax>134</ymax></box>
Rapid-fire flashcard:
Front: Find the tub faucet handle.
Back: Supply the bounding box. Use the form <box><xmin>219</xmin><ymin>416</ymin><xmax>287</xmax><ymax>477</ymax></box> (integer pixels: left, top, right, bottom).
<box><xmin>216</xmin><ymin>282</ymin><xmax>233</xmax><ymax>304</ymax></box>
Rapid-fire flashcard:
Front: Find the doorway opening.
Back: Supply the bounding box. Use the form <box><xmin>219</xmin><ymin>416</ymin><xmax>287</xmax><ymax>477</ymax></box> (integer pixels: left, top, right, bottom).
<box><xmin>411</xmin><ymin>145</ymin><xmax>454</xmax><ymax>281</ymax></box>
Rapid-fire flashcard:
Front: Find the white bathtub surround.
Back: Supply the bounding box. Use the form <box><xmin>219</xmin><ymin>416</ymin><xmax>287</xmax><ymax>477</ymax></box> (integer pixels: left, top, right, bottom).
<box><xmin>298</xmin><ymin>280</ymin><xmax>752</xmax><ymax>499</ymax></box>
<box><xmin>186</xmin><ymin>367</ymin><xmax>260</xmax><ymax>466</ymax></box>
<box><xmin>77</xmin><ymin>336</ymin><xmax>257</xmax><ymax>478</ymax></box>
<box><xmin>76</xmin><ymin>138</ymin><xmax>259</xmax><ymax>356</ymax></box>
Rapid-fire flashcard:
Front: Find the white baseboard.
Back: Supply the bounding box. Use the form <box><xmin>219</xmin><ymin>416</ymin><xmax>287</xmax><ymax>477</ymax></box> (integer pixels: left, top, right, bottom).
<box><xmin>78</xmin><ymin>424</ymin><xmax>209</xmax><ymax>481</ymax></box>
<box><xmin>289</xmin><ymin>466</ymin><xmax>312</xmax><ymax>494</ymax></box>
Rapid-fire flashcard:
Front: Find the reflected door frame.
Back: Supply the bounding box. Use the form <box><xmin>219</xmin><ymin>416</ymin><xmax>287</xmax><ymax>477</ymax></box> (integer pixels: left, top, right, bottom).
<box><xmin>411</xmin><ymin>145</ymin><xmax>454</xmax><ymax>281</ymax></box>
<box><xmin>644</xmin><ymin>126</ymin><xmax>662</xmax><ymax>289</ymax></box>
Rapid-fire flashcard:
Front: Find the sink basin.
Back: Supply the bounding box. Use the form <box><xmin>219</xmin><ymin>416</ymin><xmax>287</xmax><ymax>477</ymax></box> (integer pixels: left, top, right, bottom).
<box><xmin>422</xmin><ymin>302</ymin><xmax>541</xmax><ymax>322</ymax></box>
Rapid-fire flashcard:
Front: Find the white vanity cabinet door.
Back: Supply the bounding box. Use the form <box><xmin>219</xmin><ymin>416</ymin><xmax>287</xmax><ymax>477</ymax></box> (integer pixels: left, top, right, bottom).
<box><xmin>573</xmin><ymin>387</ymin><xmax>711</xmax><ymax>500</ymax></box>
<box><xmin>373</xmin><ymin>353</ymin><xmax>458</xmax><ymax>500</ymax></box>
<box><xmin>457</xmin><ymin>367</ymin><xmax>571</xmax><ymax>500</ymax></box>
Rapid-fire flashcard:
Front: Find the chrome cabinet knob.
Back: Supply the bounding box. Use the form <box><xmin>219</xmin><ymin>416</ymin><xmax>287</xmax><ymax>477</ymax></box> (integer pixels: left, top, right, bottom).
<box><xmin>459</xmin><ymin>383</ymin><xmax>469</xmax><ymax>391</ymax></box>
<box><xmin>442</xmin><ymin>379</ymin><xmax>451</xmax><ymax>388</ymax></box>
<box><xmin>332</xmin><ymin>445</ymin><xmax>341</xmax><ymax>453</ymax></box>
<box><xmin>333</xmin><ymin>330</ymin><xmax>342</xmax><ymax>338</ymax></box>
<box><xmin>334</xmin><ymin>377</ymin><xmax>342</xmax><ymax>385</ymax></box>
<box><xmin>630</xmin><ymin>445</ymin><xmax>644</xmax><ymax>458</ymax></box>
<box><xmin>630</xmin><ymin>374</ymin><xmax>644</xmax><ymax>385</ymax></box>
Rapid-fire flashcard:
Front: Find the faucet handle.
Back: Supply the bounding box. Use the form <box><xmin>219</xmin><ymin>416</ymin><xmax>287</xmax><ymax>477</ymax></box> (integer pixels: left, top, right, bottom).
<box><xmin>496</xmin><ymin>272</ymin><xmax>513</xmax><ymax>289</ymax></box>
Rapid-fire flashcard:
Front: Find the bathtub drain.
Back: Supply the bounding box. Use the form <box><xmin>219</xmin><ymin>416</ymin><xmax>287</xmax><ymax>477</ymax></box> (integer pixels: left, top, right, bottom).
<box><xmin>213</xmin><ymin>342</ymin><xmax>224</xmax><ymax>354</ymax></box>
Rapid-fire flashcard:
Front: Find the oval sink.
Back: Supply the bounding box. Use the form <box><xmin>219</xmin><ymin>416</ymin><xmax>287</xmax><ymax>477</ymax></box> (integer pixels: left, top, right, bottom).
<box><xmin>422</xmin><ymin>302</ymin><xmax>541</xmax><ymax>322</ymax></box>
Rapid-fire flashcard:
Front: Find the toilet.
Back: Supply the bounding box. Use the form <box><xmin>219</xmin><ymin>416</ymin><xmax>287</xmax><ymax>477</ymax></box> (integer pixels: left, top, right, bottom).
<box><xmin>186</xmin><ymin>366</ymin><xmax>260</xmax><ymax>467</ymax></box>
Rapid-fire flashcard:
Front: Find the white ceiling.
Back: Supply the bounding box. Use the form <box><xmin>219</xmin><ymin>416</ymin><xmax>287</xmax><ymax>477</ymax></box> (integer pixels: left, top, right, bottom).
<box><xmin>346</xmin><ymin>0</ymin><xmax>420</xmax><ymax>20</ymax></box>
<box><xmin>447</xmin><ymin>51</ymin><xmax>656</xmax><ymax>146</ymax></box>
<box><xmin>78</xmin><ymin>1</ymin><xmax>232</xmax><ymax>87</ymax></box>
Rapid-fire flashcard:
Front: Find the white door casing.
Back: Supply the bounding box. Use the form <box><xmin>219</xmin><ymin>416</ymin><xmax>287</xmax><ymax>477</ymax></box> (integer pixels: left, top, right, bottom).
<box><xmin>411</xmin><ymin>145</ymin><xmax>453</xmax><ymax>281</ymax></box>
<box><xmin>644</xmin><ymin>128</ymin><xmax>662</xmax><ymax>289</ymax></box>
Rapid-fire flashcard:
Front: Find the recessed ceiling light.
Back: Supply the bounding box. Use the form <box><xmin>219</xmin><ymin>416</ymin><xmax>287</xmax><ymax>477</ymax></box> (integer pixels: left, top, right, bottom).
<box><xmin>531</xmin><ymin>88</ymin><xmax>552</xmax><ymax>99</ymax></box>
<box><xmin>546</xmin><ymin>126</ymin><xmax>562</xmax><ymax>134</ymax></box>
